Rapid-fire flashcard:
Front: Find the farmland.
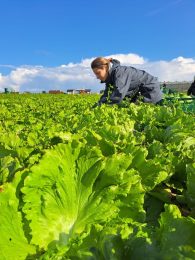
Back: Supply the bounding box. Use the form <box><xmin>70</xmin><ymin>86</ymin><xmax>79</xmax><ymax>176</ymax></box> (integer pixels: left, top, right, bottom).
<box><xmin>0</xmin><ymin>93</ymin><xmax>195</xmax><ymax>259</ymax></box>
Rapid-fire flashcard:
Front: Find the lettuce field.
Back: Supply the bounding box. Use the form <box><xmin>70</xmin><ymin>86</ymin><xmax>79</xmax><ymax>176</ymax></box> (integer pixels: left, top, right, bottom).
<box><xmin>0</xmin><ymin>93</ymin><xmax>195</xmax><ymax>260</ymax></box>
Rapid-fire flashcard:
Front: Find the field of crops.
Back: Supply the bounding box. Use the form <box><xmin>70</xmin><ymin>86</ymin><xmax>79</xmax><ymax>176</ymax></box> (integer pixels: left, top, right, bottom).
<box><xmin>0</xmin><ymin>93</ymin><xmax>195</xmax><ymax>259</ymax></box>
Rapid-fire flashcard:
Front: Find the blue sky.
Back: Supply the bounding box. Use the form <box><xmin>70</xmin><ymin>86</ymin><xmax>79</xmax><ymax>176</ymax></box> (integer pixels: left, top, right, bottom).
<box><xmin>0</xmin><ymin>0</ymin><xmax>195</xmax><ymax>92</ymax></box>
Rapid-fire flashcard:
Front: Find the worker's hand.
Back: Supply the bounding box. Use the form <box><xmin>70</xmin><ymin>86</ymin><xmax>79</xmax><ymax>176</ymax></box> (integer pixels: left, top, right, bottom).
<box><xmin>109</xmin><ymin>89</ymin><xmax>122</xmax><ymax>104</ymax></box>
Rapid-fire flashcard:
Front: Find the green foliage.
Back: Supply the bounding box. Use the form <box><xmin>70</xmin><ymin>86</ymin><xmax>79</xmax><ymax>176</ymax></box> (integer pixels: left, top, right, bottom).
<box><xmin>0</xmin><ymin>93</ymin><xmax>194</xmax><ymax>259</ymax></box>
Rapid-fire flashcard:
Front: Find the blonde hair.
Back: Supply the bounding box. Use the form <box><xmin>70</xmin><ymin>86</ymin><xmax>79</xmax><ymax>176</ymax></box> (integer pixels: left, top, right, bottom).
<box><xmin>91</xmin><ymin>57</ymin><xmax>112</xmax><ymax>70</ymax></box>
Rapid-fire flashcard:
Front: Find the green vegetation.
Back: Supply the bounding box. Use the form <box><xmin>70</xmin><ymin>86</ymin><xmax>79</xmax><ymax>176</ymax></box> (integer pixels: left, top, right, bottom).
<box><xmin>0</xmin><ymin>93</ymin><xmax>195</xmax><ymax>259</ymax></box>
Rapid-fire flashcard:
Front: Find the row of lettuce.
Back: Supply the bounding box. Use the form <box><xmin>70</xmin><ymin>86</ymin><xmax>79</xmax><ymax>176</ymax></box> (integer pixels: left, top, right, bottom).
<box><xmin>0</xmin><ymin>94</ymin><xmax>195</xmax><ymax>259</ymax></box>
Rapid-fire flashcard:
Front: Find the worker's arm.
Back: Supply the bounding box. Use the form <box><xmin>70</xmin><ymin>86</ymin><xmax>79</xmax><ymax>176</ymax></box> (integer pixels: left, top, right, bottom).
<box><xmin>109</xmin><ymin>69</ymin><xmax>133</xmax><ymax>104</ymax></box>
<box><xmin>98</xmin><ymin>84</ymin><xmax>110</xmax><ymax>105</ymax></box>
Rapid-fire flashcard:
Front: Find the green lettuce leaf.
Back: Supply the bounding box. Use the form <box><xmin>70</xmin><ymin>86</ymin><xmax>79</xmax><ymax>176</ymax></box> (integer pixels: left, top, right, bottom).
<box><xmin>158</xmin><ymin>204</ymin><xmax>195</xmax><ymax>259</ymax></box>
<box><xmin>130</xmin><ymin>148</ymin><xmax>169</xmax><ymax>191</ymax></box>
<box><xmin>0</xmin><ymin>181</ymin><xmax>36</xmax><ymax>260</ymax></box>
<box><xmin>22</xmin><ymin>141</ymin><xmax>141</xmax><ymax>251</ymax></box>
<box><xmin>22</xmin><ymin>140</ymin><xmax>146</xmax><ymax>252</ymax></box>
<box><xmin>186</xmin><ymin>163</ymin><xmax>195</xmax><ymax>208</ymax></box>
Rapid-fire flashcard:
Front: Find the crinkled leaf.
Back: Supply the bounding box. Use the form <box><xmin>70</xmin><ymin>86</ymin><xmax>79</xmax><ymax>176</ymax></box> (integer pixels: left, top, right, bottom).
<box><xmin>158</xmin><ymin>204</ymin><xmax>195</xmax><ymax>259</ymax></box>
<box><xmin>186</xmin><ymin>163</ymin><xmax>195</xmax><ymax>207</ymax></box>
<box><xmin>0</xmin><ymin>182</ymin><xmax>36</xmax><ymax>260</ymax></box>
<box><xmin>130</xmin><ymin>149</ymin><xmax>169</xmax><ymax>191</ymax></box>
<box><xmin>22</xmin><ymin>143</ymin><xmax>120</xmax><ymax>250</ymax></box>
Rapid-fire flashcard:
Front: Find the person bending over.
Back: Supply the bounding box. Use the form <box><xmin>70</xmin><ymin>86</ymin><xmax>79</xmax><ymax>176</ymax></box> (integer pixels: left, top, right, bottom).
<box><xmin>187</xmin><ymin>78</ymin><xmax>195</xmax><ymax>96</ymax></box>
<box><xmin>91</xmin><ymin>57</ymin><xmax>163</xmax><ymax>106</ymax></box>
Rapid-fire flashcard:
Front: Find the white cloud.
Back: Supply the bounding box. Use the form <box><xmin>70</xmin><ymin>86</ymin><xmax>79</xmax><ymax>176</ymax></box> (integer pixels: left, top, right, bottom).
<box><xmin>142</xmin><ymin>57</ymin><xmax>195</xmax><ymax>82</ymax></box>
<box><xmin>106</xmin><ymin>53</ymin><xmax>145</xmax><ymax>65</ymax></box>
<box><xmin>0</xmin><ymin>53</ymin><xmax>195</xmax><ymax>93</ymax></box>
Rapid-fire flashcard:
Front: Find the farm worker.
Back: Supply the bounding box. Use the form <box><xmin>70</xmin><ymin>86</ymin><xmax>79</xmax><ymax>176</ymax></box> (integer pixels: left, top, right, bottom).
<box><xmin>162</xmin><ymin>81</ymin><xmax>167</xmax><ymax>88</ymax></box>
<box><xmin>91</xmin><ymin>57</ymin><xmax>163</xmax><ymax>106</ymax></box>
<box><xmin>187</xmin><ymin>77</ymin><xmax>195</xmax><ymax>96</ymax></box>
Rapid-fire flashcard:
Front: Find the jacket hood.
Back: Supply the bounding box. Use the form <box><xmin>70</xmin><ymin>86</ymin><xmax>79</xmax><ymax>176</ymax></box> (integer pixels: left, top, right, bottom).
<box><xmin>111</xmin><ymin>59</ymin><xmax>120</xmax><ymax>68</ymax></box>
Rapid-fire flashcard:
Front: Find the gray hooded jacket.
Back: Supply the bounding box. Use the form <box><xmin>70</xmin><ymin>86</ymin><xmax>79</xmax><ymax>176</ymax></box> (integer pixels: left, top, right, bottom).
<box><xmin>98</xmin><ymin>59</ymin><xmax>163</xmax><ymax>104</ymax></box>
